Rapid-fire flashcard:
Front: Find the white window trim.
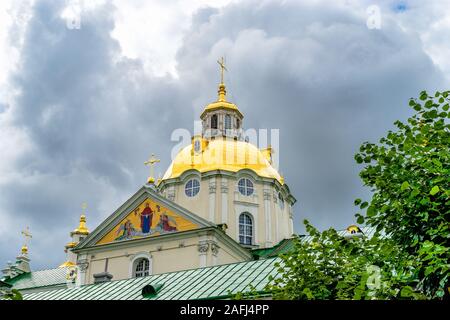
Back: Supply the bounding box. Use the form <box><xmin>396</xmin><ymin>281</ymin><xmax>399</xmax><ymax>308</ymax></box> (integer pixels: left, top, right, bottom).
<box><xmin>234</xmin><ymin>204</ymin><xmax>258</xmax><ymax>246</ymax></box>
<box><xmin>185</xmin><ymin>178</ymin><xmax>201</xmax><ymax>198</ymax></box>
<box><xmin>237</xmin><ymin>178</ymin><xmax>254</xmax><ymax>196</ymax></box>
<box><xmin>129</xmin><ymin>252</ymin><xmax>152</xmax><ymax>278</ymax></box>
<box><xmin>238</xmin><ymin>212</ymin><xmax>254</xmax><ymax>245</ymax></box>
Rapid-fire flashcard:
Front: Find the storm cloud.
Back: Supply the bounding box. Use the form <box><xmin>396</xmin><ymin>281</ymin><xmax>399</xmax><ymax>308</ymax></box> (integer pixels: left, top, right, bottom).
<box><xmin>0</xmin><ymin>0</ymin><xmax>447</xmax><ymax>269</ymax></box>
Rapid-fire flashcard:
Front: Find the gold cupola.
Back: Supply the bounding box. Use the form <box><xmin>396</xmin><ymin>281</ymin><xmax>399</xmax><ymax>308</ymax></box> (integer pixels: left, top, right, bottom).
<box><xmin>200</xmin><ymin>58</ymin><xmax>243</xmax><ymax>120</ymax></box>
<box><xmin>60</xmin><ymin>204</ymin><xmax>90</xmax><ymax>268</ymax></box>
<box><xmin>161</xmin><ymin>57</ymin><xmax>284</xmax><ymax>184</ymax></box>
<box><xmin>71</xmin><ymin>214</ymin><xmax>89</xmax><ymax>236</ymax></box>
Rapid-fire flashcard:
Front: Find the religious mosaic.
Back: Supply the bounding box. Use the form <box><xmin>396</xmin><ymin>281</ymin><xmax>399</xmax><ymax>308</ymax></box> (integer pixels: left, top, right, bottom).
<box><xmin>97</xmin><ymin>198</ymin><xmax>198</xmax><ymax>245</ymax></box>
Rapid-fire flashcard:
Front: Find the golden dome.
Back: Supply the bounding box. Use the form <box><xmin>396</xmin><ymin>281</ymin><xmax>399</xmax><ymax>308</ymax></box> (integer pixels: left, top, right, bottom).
<box><xmin>162</xmin><ymin>137</ymin><xmax>283</xmax><ymax>183</ymax></box>
<box><xmin>59</xmin><ymin>261</ymin><xmax>76</xmax><ymax>268</ymax></box>
<box><xmin>200</xmin><ymin>83</ymin><xmax>243</xmax><ymax>119</ymax></box>
<box><xmin>346</xmin><ymin>225</ymin><xmax>362</xmax><ymax>234</ymax></box>
<box><xmin>71</xmin><ymin>215</ymin><xmax>89</xmax><ymax>235</ymax></box>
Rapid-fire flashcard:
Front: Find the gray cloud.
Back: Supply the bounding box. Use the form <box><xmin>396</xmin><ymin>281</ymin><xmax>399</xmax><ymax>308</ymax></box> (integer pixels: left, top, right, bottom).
<box><xmin>0</xmin><ymin>0</ymin><xmax>446</xmax><ymax>269</ymax></box>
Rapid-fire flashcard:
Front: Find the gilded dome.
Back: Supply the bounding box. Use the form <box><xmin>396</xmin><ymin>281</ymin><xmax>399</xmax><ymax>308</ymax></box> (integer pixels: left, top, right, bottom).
<box><xmin>200</xmin><ymin>84</ymin><xmax>243</xmax><ymax>119</ymax></box>
<box><xmin>161</xmin><ymin>137</ymin><xmax>283</xmax><ymax>183</ymax></box>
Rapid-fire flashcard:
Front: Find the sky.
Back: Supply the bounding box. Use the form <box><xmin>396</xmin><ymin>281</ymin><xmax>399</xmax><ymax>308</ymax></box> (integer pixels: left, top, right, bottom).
<box><xmin>0</xmin><ymin>0</ymin><xmax>449</xmax><ymax>270</ymax></box>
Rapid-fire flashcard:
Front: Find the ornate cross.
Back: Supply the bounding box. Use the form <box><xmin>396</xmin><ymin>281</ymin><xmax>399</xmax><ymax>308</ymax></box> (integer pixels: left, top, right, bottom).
<box><xmin>144</xmin><ymin>154</ymin><xmax>160</xmax><ymax>184</ymax></box>
<box><xmin>21</xmin><ymin>226</ymin><xmax>32</xmax><ymax>247</ymax></box>
<box><xmin>81</xmin><ymin>202</ymin><xmax>87</xmax><ymax>214</ymax></box>
<box><xmin>217</xmin><ymin>57</ymin><xmax>227</xmax><ymax>84</ymax></box>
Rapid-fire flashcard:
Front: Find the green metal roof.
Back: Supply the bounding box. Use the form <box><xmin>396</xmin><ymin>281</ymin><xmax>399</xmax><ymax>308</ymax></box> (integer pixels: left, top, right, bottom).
<box><xmin>5</xmin><ymin>268</ymin><xmax>67</xmax><ymax>291</ymax></box>
<box><xmin>252</xmin><ymin>227</ymin><xmax>377</xmax><ymax>259</ymax></box>
<box><xmin>252</xmin><ymin>238</ymin><xmax>296</xmax><ymax>259</ymax></box>
<box><xmin>22</xmin><ymin>258</ymin><xmax>282</xmax><ymax>300</ymax></box>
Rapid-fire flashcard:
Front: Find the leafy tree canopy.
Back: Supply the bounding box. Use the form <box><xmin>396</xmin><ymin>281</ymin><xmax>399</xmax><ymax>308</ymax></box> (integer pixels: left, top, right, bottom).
<box><xmin>263</xmin><ymin>90</ymin><xmax>449</xmax><ymax>300</ymax></box>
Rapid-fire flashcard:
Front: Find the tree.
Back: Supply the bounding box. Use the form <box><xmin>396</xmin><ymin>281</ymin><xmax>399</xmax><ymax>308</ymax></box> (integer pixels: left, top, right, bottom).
<box><xmin>1</xmin><ymin>289</ymin><xmax>23</xmax><ymax>300</ymax></box>
<box><xmin>264</xmin><ymin>90</ymin><xmax>449</xmax><ymax>300</ymax></box>
<box><xmin>266</xmin><ymin>221</ymin><xmax>415</xmax><ymax>300</ymax></box>
<box><xmin>354</xmin><ymin>90</ymin><xmax>449</xmax><ymax>299</ymax></box>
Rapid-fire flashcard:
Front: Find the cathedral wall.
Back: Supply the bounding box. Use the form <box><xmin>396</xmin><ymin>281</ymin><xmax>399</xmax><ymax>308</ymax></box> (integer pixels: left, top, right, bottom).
<box><xmin>79</xmin><ymin>229</ymin><xmax>250</xmax><ymax>285</ymax></box>
<box><xmin>171</xmin><ymin>175</ymin><xmax>212</xmax><ymax>222</ymax></box>
<box><xmin>84</xmin><ymin>237</ymin><xmax>201</xmax><ymax>284</ymax></box>
<box><xmin>160</xmin><ymin>173</ymin><xmax>295</xmax><ymax>250</ymax></box>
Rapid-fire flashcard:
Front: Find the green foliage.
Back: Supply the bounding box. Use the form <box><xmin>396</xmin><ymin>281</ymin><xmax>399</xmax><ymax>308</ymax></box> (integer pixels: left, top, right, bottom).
<box><xmin>1</xmin><ymin>289</ymin><xmax>23</xmax><ymax>300</ymax></box>
<box><xmin>355</xmin><ymin>90</ymin><xmax>450</xmax><ymax>298</ymax></box>
<box><xmin>262</xmin><ymin>90</ymin><xmax>449</xmax><ymax>300</ymax></box>
<box><xmin>265</xmin><ymin>220</ymin><xmax>413</xmax><ymax>300</ymax></box>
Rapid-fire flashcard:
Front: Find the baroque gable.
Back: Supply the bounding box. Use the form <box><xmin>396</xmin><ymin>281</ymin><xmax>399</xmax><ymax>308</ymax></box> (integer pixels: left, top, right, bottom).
<box><xmin>76</xmin><ymin>186</ymin><xmax>214</xmax><ymax>250</ymax></box>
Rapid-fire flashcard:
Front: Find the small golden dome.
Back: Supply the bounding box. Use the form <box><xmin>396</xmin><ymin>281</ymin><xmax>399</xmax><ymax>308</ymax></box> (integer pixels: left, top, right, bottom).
<box><xmin>346</xmin><ymin>225</ymin><xmax>362</xmax><ymax>234</ymax></box>
<box><xmin>59</xmin><ymin>261</ymin><xmax>76</xmax><ymax>268</ymax></box>
<box><xmin>162</xmin><ymin>137</ymin><xmax>283</xmax><ymax>183</ymax></box>
<box><xmin>21</xmin><ymin>245</ymin><xmax>28</xmax><ymax>255</ymax></box>
<box><xmin>71</xmin><ymin>215</ymin><xmax>89</xmax><ymax>235</ymax></box>
<box><xmin>200</xmin><ymin>83</ymin><xmax>243</xmax><ymax>119</ymax></box>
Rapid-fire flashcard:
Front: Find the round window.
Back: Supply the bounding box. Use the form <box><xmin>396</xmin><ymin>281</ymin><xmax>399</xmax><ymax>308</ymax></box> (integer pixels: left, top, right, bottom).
<box><xmin>238</xmin><ymin>178</ymin><xmax>254</xmax><ymax>196</ymax></box>
<box><xmin>185</xmin><ymin>179</ymin><xmax>200</xmax><ymax>197</ymax></box>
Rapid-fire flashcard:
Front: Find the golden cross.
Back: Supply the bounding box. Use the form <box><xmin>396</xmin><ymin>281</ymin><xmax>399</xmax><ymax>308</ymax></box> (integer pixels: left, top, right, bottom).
<box><xmin>81</xmin><ymin>202</ymin><xmax>87</xmax><ymax>214</ymax></box>
<box><xmin>21</xmin><ymin>226</ymin><xmax>32</xmax><ymax>247</ymax></box>
<box><xmin>217</xmin><ymin>57</ymin><xmax>227</xmax><ymax>84</ymax></box>
<box><xmin>144</xmin><ymin>153</ymin><xmax>160</xmax><ymax>184</ymax></box>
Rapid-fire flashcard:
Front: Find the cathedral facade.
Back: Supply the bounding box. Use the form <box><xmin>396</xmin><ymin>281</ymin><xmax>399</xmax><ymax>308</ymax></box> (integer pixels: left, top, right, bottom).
<box><xmin>1</xmin><ymin>61</ymin><xmax>300</xmax><ymax>298</ymax></box>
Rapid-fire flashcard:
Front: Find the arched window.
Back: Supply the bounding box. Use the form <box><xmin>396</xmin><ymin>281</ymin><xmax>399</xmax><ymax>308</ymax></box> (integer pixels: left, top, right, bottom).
<box><xmin>239</xmin><ymin>213</ymin><xmax>253</xmax><ymax>245</ymax></box>
<box><xmin>225</xmin><ymin>114</ymin><xmax>231</xmax><ymax>129</ymax></box>
<box><xmin>238</xmin><ymin>178</ymin><xmax>254</xmax><ymax>196</ymax></box>
<box><xmin>236</xmin><ymin>119</ymin><xmax>240</xmax><ymax>129</ymax></box>
<box><xmin>185</xmin><ymin>179</ymin><xmax>200</xmax><ymax>197</ymax></box>
<box><xmin>194</xmin><ymin>140</ymin><xmax>201</xmax><ymax>153</ymax></box>
<box><xmin>134</xmin><ymin>258</ymin><xmax>150</xmax><ymax>278</ymax></box>
<box><xmin>211</xmin><ymin>114</ymin><xmax>218</xmax><ymax>129</ymax></box>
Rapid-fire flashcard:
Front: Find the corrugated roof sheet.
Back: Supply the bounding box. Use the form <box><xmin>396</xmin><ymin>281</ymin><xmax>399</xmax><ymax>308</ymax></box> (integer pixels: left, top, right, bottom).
<box><xmin>252</xmin><ymin>227</ymin><xmax>377</xmax><ymax>259</ymax></box>
<box><xmin>252</xmin><ymin>238</ymin><xmax>296</xmax><ymax>258</ymax></box>
<box><xmin>22</xmin><ymin>258</ymin><xmax>282</xmax><ymax>300</ymax></box>
<box><xmin>5</xmin><ymin>267</ymin><xmax>67</xmax><ymax>290</ymax></box>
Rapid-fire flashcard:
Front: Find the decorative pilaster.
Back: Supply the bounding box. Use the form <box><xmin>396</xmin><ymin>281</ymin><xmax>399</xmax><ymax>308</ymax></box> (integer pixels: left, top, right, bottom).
<box><xmin>208</xmin><ymin>178</ymin><xmax>216</xmax><ymax>223</ymax></box>
<box><xmin>274</xmin><ymin>196</ymin><xmax>279</xmax><ymax>243</ymax></box>
<box><xmin>289</xmin><ymin>206</ymin><xmax>294</xmax><ymax>235</ymax></box>
<box><xmin>198</xmin><ymin>240</ymin><xmax>209</xmax><ymax>268</ymax></box>
<box><xmin>221</xmin><ymin>178</ymin><xmax>228</xmax><ymax>225</ymax></box>
<box><xmin>210</xmin><ymin>241</ymin><xmax>220</xmax><ymax>266</ymax></box>
<box><xmin>76</xmin><ymin>258</ymin><xmax>89</xmax><ymax>286</ymax></box>
<box><xmin>263</xmin><ymin>189</ymin><xmax>272</xmax><ymax>246</ymax></box>
<box><xmin>167</xmin><ymin>186</ymin><xmax>175</xmax><ymax>202</ymax></box>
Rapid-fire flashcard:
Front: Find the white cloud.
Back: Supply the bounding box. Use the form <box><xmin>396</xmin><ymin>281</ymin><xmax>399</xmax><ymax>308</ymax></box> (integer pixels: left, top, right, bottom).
<box><xmin>0</xmin><ymin>0</ymin><xmax>449</xmax><ymax>269</ymax></box>
<box><xmin>110</xmin><ymin>0</ymin><xmax>234</xmax><ymax>77</ymax></box>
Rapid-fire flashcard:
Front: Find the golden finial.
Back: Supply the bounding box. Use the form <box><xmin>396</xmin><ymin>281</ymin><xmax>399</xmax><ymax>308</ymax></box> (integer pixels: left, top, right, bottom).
<box><xmin>21</xmin><ymin>226</ymin><xmax>32</xmax><ymax>255</ymax></box>
<box><xmin>144</xmin><ymin>154</ymin><xmax>160</xmax><ymax>184</ymax></box>
<box><xmin>217</xmin><ymin>57</ymin><xmax>227</xmax><ymax>101</ymax></box>
<box><xmin>72</xmin><ymin>203</ymin><xmax>89</xmax><ymax>235</ymax></box>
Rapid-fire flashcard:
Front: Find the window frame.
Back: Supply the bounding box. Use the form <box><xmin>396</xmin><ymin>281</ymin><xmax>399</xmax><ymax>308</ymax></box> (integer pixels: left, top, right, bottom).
<box><xmin>237</xmin><ymin>178</ymin><xmax>254</xmax><ymax>196</ymax></box>
<box><xmin>225</xmin><ymin>114</ymin><xmax>232</xmax><ymax>130</ymax></box>
<box><xmin>185</xmin><ymin>178</ymin><xmax>200</xmax><ymax>197</ymax></box>
<box><xmin>238</xmin><ymin>213</ymin><xmax>253</xmax><ymax>245</ymax></box>
<box><xmin>129</xmin><ymin>253</ymin><xmax>152</xmax><ymax>278</ymax></box>
<box><xmin>134</xmin><ymin>258</ymin><xmax>150</xmax><ymax>278</ymax></box>
<box><xmin>211</xmin><ymin>114</ymin><xmax>218</xmax><ymax>129</ymax></box>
